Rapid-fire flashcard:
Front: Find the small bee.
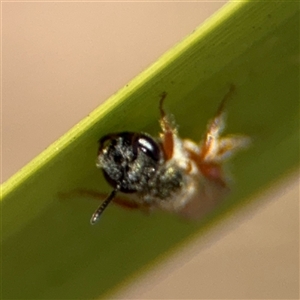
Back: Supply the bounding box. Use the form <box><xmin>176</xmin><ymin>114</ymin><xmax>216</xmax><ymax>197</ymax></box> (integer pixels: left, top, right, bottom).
<box><xmin>91</xmin><ymin>86</ymin><xmax>250</xmax><ymax>224</ymax></box>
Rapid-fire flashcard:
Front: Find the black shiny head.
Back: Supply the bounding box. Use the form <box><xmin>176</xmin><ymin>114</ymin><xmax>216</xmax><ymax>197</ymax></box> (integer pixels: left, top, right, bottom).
<box><xmin>91</xmin><ymin>131</ymin><xmax>163</xmax><ymax>224</ymax></box>
<box><xmin>97</xmin><ymin>132</ymin><xmax>162</xmax><ymax>194</ymax></box>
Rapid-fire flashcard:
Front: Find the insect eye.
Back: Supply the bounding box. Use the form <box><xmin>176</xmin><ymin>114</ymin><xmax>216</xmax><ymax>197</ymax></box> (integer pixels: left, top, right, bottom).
<box><xmin>136</xmin><ymin>135</ymin><xmax>161</xmax><ymax>162</ymax></box>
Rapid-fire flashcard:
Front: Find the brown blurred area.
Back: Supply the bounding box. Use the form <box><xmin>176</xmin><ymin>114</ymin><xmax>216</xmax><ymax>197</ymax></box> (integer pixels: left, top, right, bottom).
<box><xmin>2</xmin><ymin>2</ymin><xmax>225</xmax><ymax>183</ymax></box>
<box><xmin>2</xmin><ymin>3</ymin><xmax>299</xmax><ymax>299</ymax></box>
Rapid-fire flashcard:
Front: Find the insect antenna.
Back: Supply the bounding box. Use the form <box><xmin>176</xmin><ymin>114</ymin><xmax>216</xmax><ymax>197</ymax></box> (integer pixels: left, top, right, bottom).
<box><xmin>90</xmin><ymin>186</ymin><xmax>119</xmax><ymax>225</ymax></box>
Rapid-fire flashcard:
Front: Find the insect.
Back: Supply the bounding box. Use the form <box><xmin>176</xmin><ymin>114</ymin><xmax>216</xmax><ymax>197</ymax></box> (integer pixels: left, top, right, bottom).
<box><xmin>90</xmin><ymin>86</ymin><xmax>250</xmax><ymax>224</ymax></box>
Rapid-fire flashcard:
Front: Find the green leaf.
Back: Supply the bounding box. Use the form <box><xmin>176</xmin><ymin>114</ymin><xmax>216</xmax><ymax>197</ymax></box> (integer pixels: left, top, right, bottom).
<box><xmin>2</xmin><ymin>1</ymin><xmax>299</xmax><ymax>299</ymax></box>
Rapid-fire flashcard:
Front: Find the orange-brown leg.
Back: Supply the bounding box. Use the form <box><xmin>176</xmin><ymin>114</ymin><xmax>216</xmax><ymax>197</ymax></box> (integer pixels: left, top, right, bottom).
<box><xmin>200</xmin><ymin>85</ymin><xmax>250</xmax><ymax>162</ymax></box>
<box><xmin>191</xmin><ymin>85</ymin><xmax>249</xmax><ymax>185</ymax></box>
<box><xmin>200</xmin><ymin>84</ymin><xmax>235</xmax><ymax>161</ymax></box>
<box><xmin>159</xmin><ymin>92</ymin><xmax>176</xmax><ymax>160</ymax></box>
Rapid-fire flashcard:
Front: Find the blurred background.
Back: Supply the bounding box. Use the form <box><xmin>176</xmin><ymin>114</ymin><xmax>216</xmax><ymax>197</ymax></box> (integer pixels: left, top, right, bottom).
<box><xmin>2</xmin><ymin>2</ymin><xmax>299</xmax><ymax>299</ymax></box>
<box><xmin>2</xmin><ymin>2</ymin><xmax>226</xmax><ymax>182</ymax></box>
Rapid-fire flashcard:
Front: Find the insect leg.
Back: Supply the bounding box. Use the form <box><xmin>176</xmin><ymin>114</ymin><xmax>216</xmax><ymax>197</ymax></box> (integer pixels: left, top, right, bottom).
<box><xmin>196</xmin><ymin>85</ymin><xmax>249</xmax><ymax>185</ymax></box>
<box><xmin>200</xmin><ymin>85</ymin><xmax>235</xmax><ymax>161</ymax></box>
<box><xmin>159</xmin><ymin>92</ymin><xmax>176</xmax><ymax>160</ymax></box>
<box><xmin>60</xmin><ymin>188</ymin><xmax>147</xmax><ymax>210</ymax></box>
